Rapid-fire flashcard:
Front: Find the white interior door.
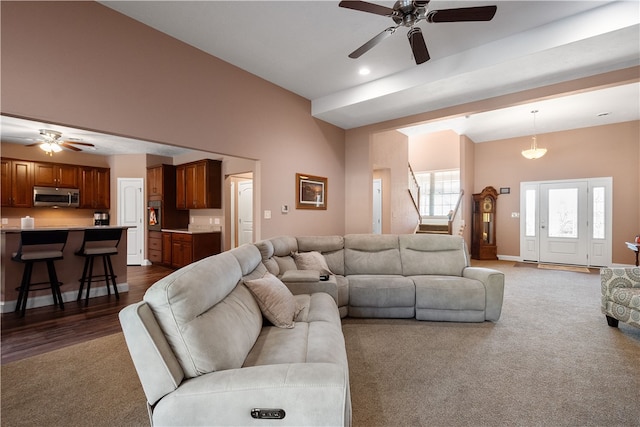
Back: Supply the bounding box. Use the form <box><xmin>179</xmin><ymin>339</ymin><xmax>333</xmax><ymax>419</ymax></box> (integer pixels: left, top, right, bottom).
<box><xmin>372</xmin><ymin>179</ymin><xmax>382</xmax><ymax>234</ymax></box>
<box><xmin>118</xmin><ymin>178</ymin><xmax>144</xmax><ymax>265</ymax></box>
<box><xmin>237</xmin><ymin>179</ymin><xmax>253</xmax><ymax>246</ymax></box>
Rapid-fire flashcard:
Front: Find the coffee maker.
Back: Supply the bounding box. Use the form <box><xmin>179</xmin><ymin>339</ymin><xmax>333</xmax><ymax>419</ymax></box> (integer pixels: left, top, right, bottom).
<box><xmin>94</xmin><ymin>212</ymin><xmax>110</xmax><ymax>226</ymax></box>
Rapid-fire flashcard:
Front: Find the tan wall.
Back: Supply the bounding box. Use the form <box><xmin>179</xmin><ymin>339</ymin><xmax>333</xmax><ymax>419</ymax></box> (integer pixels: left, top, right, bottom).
<box><xmin>408</xmin><ymin>130</ymin><xmax>460</xmax><ymax>172</ymax></box>
<box><xmin>1</xmin><ymin>1</ymin><xmax>345</xmax><ymax>239</ymax></box>
<box><xmin>372</xmin><ymin>130</ymin><xmax>416</xmax><ymax>233</ymax></box>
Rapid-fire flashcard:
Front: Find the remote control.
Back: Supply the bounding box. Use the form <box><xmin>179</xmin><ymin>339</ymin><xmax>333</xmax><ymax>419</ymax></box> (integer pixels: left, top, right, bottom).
<box><xmin>250</xmin><ymin>408</ymin><xmax>286</xmax><ymax>419</ymax></box>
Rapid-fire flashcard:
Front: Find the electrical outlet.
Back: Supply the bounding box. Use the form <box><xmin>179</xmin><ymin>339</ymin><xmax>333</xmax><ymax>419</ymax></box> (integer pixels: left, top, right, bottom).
<box><xmin>214</xmin><ymin>218</ymin><xmax>220</xmax><ymax>225</ymax></box>
<box><xmin>1</xmin><ymin>218</ymin><xmax>8</xmax><ymax>225</ymax></box>
<box><xmin>209</xmin><ymin>217</ymin><xmax>213</xmax><ymax>224</ymax></box>
<box><xmin>264</xmin><ymin>210</ymin><xmax>272</xmax><ymax>219</ymax></box>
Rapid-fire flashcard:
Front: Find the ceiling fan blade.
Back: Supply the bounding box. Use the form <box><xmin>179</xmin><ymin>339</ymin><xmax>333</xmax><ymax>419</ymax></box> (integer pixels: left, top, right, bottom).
<box><xmin>62</xmin><ymin>140</ymin><xmax>95</xmax><ymax>147</ymax></box>
<box><xmin>349</xmin><ymin>26</ymin><xmax>397</xmax><ymax>59</ymax></box>
<box><xmin>426</xmin><ymin>5</ymin><xmax>497</xmax><ymax>23</ymax></box>
<box><xmin>407</xmin><ymin>27</ymin><xmax>430</xmax><ymax>65</ymax></box>
<box><xmin>26</xmin><ymin>143</ymin><xmax>42</xmax><ymax>147</ymax></box>
<box><xmin>339</xmin><ymin>1</ymin><xmax>395</xmax><ymax>17</ymax></box>
<box><xmin>59</xmin><ymin>142</ymin><xmax>82</xmax><ymax>151</ymax></box>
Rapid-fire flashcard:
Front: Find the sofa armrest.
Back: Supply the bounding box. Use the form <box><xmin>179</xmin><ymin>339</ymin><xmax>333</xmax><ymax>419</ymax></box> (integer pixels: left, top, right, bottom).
<box><xmin>152</xmin><ymin>362</ymin><xmax>351</xmax><ymax>426</ymax></box>
<box><xmin>601</xmin><ymin>267</ymin><xmax>640</xmax><ymax>295</ymax></box>
<box><xmin>462</xmin><ymin>267</ymin><xmax>505</xmax><ymax>321</ymax></box>
<box><xmin>281</xmin><ymin>269</ymin><xmax>320</xmax><ymax>282</ymax></box>
<box><xmin>119</xmin><ymin>302</ymin><xmax>185</xmax><ymax>406</ymax></box>
<box><xmin>281</xmin><ymin>272</ymin><xmax>339</xmax><ymax>303</ymax></box>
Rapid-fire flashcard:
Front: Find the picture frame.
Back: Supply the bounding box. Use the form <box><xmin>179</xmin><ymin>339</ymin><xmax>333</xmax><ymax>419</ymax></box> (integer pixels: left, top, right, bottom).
<box><xmin>296</xmin><ymin>173</ymin><xmax>327</xmax><ymax>210</ymax></box>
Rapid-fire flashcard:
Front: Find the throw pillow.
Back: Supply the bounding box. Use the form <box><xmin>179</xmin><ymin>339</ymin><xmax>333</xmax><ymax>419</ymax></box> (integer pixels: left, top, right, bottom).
<box><xmin>244</xmin><ymin>273</ymin><xmax>297</xmax><ymax>328</ymax></box>
<box><xmin>292</xmin><ymin>251</ymin><xmax>333</xmax><ymax>275</ymax></box>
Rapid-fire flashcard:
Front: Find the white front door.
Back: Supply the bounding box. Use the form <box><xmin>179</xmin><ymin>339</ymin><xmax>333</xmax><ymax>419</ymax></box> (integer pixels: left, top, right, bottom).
<box><xmin>118</xmin><ymin>178</ymin><xmax>144</xmax><ymax>265</ymax></box>
<box><xmin>539</xmin><ymin>181</ymin><xmax>589</xmax><ymax>265</ymax></box>
<box><xmin>520</xmin><ymin>178</ymin><xmax>612</xmax><ymax>266</ymax></box>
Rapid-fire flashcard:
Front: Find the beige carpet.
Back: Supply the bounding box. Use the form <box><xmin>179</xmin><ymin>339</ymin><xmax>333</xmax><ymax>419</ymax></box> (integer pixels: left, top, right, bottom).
<box><xmin>2</xmin><ymin>261</ymin><xmax>639</xmax><ymax>426</ymax></box>
<box><xmin>1</xmin><ymin>333</ymin><xmax>148</xmax><ymax>426</ymax></box>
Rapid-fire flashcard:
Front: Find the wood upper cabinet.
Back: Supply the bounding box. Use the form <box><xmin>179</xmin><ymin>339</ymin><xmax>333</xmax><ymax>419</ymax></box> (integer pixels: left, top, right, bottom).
<box><xmin>1</xmin><ymin>159</ymin><xmax>32</xmax><ymax>207</ymax></box>
<box><xmin>79</xmin><ymin>166</ymin><xmax>110</xmax><ymax>209</ymax></box>
<box><xmin>33</xmin><ymin>162</ymin><xmax>78</xmax><ymax>188</ymax></box>
<box><xmin>176</xmin><ymin>159</ymin><xmax>221</xmax><ymax>210</ymax></box>
<box><xmin>147</xmin><ymin>165</ymin><xmax>164</xmax><ymax>201</ymax></box>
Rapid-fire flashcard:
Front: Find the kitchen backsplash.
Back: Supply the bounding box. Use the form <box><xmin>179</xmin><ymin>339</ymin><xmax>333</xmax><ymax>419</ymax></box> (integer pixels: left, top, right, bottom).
<box><xmin>1</xmin><ymin>207</ymin><xmax>96</xmax><ymax>228</ymax></box>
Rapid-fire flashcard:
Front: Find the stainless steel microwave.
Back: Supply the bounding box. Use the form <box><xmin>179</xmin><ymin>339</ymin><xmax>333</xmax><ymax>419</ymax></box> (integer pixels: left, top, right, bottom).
<box><xmin>33</xmin><ymin>186</ymin><xmax>80</xmax><ymax>208</ymax></box>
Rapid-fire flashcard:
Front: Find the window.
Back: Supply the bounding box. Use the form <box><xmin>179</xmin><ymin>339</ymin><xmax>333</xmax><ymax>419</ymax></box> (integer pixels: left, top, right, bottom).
<box><xmin>414</xmin><ymin>169</ymin><xmax>460</xmax><ymax>216</ymax></box>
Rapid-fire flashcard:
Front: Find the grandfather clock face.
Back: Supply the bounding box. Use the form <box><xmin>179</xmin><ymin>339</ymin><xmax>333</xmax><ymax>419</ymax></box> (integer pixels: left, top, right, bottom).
<box><xmin>483</xmin><ymin>196</ymin><xmax>493</xmax><ymax>212</ymax></box>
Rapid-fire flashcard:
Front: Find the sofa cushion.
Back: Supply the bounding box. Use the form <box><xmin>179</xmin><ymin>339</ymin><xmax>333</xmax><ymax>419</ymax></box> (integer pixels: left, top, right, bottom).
<box><xmin>297</xmin><ymin>235</ymin><xmax>345</xmax><ymax>275</ymax></box>
<box><xmin>293</xmin><ymin>251</ymin><xmax>333</xmax><ymax>275</ymax></box>
<box><xmin>244</xmin><ymin>293</ymin><xmax>346</xmax><ymax>367</ymax></box>
<box><xmin>399</xmin><ymin>234</ymin><xmax>468</xmax><ymax>276</ymax></box>
<box><xmin>413</xmin><ymin>276</ymin><xmax>485</xmax><ymax>310</ymax></box>
<box><xmin>144</xmin><ymin>252</ymin><xmax>263</xmax><ymax>378</ymax></box>
<box><xmin>344</xmin><ymin>234</ymin><xmax>402</xmax><ymax>275</ymax></box>
<box><xmin>347</xmin><ymin>275</ymin><xmax>415</xmax><ymax>318</ymax></box>
<box><xmin>244</xmin><ymin>273</ymin><xmax>299</xmax><ymax>329</ymax></box>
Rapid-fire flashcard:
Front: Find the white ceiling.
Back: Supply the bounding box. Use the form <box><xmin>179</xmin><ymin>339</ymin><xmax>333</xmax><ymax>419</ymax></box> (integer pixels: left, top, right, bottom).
<box><xmin>2</xmin><ymin>1</ymin><xmax>639</xmax><ymax>155</ymax></box>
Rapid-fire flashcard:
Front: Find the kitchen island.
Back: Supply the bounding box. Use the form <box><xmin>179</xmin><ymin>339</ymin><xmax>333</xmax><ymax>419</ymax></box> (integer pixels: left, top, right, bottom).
<box><xmin>1</xmin><ymin>226</ymin><xmax>128</xmax><ymax>314</ymax></box>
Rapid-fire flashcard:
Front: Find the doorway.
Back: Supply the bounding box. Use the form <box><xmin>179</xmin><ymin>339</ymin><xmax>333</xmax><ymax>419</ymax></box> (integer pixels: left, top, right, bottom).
<box><xmin>373</xmin><ymin>178</ymin><xmax>382</xmax><ymax>234</ymax></box>
<box><xmin>117</xmin><ymin>178</ymin><xmax>144</xmax><ymax>265</ymax></box>
<box><xmin>229</xmin><ymin>173</ymin><xmax>253</xmax><ymax>248</ymax></box>
<box><xmin>520</xmin><ymin>177</ymin><xmax>612</xmax><ymax>266</ymax></box>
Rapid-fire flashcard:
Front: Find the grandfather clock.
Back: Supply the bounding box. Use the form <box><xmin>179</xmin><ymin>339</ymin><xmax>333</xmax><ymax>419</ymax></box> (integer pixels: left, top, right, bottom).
<box><xmin>471</xmin><ymin>186</ymin><xmax>498</xmax><ymax>260</ymax></box>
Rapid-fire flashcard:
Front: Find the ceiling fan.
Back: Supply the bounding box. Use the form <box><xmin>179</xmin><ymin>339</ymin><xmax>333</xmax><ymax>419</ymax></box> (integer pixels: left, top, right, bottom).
<box><xmin>27</xmin><ymin>129</ymin><xmax>95</xmax><ymax>156</ymax></box>
<box><xmin>339</xmin><ymin>0</ymin><xmax>497</xmax><ymax>65</ymax></box>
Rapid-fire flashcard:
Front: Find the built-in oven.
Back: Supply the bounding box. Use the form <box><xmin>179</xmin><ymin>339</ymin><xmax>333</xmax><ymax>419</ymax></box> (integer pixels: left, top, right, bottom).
<box><xmin>148</xmin><ymin>200</ymin><xmax>162</xmax><ymax>231</ymax></box>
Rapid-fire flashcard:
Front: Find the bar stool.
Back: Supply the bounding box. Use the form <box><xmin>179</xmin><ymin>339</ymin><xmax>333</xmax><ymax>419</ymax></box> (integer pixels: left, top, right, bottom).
<box><xmin>11</xmin><ymin>230</ymin><xmax>69</xmax><ymax>317</ymax></box>
<box><xmin>76</xmin><ymin>228</ymin><xmax>122</xmax><ymax>306</ymax></box>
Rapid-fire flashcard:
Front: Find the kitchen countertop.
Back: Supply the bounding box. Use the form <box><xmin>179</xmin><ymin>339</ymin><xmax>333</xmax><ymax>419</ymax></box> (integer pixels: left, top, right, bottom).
<box><xmin>0</xmin><ymin>225</ymin><xmax>130</xmax><ymax>234</ymax></box>
<box><xmin>161</xmin><ymin>228</ymin><xmax>222</xmax><ymax>234</ymax></box>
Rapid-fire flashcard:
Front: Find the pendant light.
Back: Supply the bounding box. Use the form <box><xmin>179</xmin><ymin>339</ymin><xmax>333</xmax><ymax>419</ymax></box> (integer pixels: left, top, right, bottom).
<box><xmin>521</xmin><ymin>109</ymin><xmax>547</xmax><ymax>160</ymax></box>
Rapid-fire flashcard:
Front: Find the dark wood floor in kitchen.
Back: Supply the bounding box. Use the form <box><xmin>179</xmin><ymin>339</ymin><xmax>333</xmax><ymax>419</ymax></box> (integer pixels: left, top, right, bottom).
<box><xmin>0</xmin><ymin>264</ymin><xmax>174</xmax><ymax>365</ymax></box>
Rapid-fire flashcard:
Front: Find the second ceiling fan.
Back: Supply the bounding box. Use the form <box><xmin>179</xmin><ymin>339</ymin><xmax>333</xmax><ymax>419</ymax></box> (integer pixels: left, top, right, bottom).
<box><xmin>339</xmin><ymin>0</ymin><xmax>497</xmax><ymax>65</ymax></box>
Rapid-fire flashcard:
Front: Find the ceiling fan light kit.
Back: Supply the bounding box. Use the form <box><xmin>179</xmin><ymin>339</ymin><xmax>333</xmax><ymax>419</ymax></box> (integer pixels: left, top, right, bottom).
<box><xmin>339</xmin><ymin>0</ymin><xmax>497</xmax><ymax>65</ymax></box>
<box><xmin>25</xmin><ymin>128</ymin><xmax>96</xmax><ymax>156</ymax></box>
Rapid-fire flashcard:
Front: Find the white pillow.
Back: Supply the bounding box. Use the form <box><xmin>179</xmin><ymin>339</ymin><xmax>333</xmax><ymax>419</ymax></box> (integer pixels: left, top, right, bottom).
<box><xmin>292</xmin><ymin>251</ymin><xmax>332</xmax><ymax>275</ymax></box>
<box><xmin>244</xmin><ymin>273</ymin><xmax>297</xmax><ymax>328</ymax></box>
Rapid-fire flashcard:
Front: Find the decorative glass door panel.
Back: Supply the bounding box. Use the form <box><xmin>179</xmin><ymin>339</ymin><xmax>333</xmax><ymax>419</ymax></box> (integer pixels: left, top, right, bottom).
<box><xmin>539</xmin><ymin>182</ymin><xmax>588</xmax><ymax>265</ymax></box>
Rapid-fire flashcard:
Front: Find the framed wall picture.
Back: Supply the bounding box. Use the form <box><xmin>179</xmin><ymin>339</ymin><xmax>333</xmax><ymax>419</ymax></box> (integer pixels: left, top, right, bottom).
<box><xmin>296</xmin><ymin>173</ymin><xmax>327</xmax><ymax>210</ymax></box>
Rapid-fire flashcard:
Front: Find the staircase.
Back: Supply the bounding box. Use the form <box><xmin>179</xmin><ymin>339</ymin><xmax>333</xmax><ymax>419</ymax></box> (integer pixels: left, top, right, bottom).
<box><xmin>407</xmin><ymin>163</ymin><xmax>465</xmax><ymax>236</ymax></box>
<box><xmin>416</xmin><ymin>222</ymin><xmax>450</xmax><ymax>234</ymax></box>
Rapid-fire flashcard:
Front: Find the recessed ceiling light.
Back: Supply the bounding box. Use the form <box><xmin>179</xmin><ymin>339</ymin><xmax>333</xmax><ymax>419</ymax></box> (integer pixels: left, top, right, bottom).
<box><xmin>359</xmin><ymin>67</ymin><xmax>371</xmax><ymax>76</ymax></box>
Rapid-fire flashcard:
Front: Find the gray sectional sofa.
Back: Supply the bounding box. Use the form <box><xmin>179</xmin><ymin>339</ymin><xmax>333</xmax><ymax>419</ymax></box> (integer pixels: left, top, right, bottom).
<box><xmin>119</xmin><ymin>233</ymin><xmax>504</xmax><ymax>426</ymax></box>
<box><xmin>257</xmin><ymin>234</ymin><xmax>504</xmax><ymax>322</ymax></box>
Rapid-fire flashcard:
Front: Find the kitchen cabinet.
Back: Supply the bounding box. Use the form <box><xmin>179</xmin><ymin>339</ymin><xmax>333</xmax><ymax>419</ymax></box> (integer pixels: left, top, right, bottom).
<box><xmin>33</xmin><ymin>162</ymin><xmax>79</xmax><ymax>188</ymax></box>
<box><xmin>1</xmin><ymin>159</ymin><xmax>32</xmax><ymax>208</ymax></box>
<box><xmin>162</xmin><ymin>232</ymin><xmax>172</xmax><ymax>265</ymax></box>
<box><xmin>176</xmin><ymin>159</ymin><xmax>222</xmax><ymax>210</ymax></box>
<box><xmin>147</xmin><ymin>165</ymin><xmax>164</xmax><ymax>201</ymax></box>
<box><xmin>162</xmin><ymin>231</ymin><xmax>222</xmax><ymax>269</ymax></box>
<box><xmin>148</xmin><ymin>231</ymin><xmax>163</xmax><ymax>264</ymax></box>
<box><xmin>79</xmin><ymin>166</ymin><xmax>110</xmax><ymax>209</ymax></box>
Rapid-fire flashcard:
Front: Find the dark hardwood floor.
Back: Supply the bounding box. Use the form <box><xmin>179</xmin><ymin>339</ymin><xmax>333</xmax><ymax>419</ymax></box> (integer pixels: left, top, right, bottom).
<box><xmin>1</xmin><ymin>264</ymin><xmax>174</xmax><ymax>365</ymax></box>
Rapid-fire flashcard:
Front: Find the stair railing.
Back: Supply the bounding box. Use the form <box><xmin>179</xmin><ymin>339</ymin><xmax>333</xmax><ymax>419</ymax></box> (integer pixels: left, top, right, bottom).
<box><xmin>447</xmin><ymin>189</ymin><xmax>465</xmax><ymax>235</ymax></box>
<box><xmin>407</xmin><ymin>163</ymin><xmax>421</xmax><ymax>227</ymax></box>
